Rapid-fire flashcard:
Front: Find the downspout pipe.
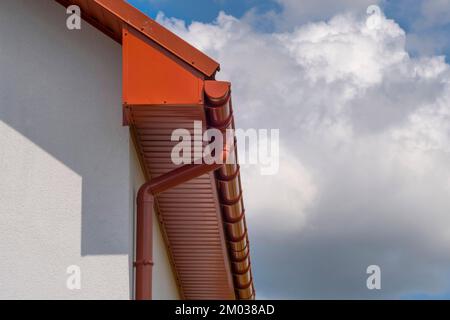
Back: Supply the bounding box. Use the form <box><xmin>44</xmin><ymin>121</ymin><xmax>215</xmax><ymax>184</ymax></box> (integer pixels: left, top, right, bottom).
<box><xmin>134</xmin><ymin>150</ymin><xmax>230</xmax><ymax>300</ymax></box>
<box><xmin>135</xmin><ymin>185</ymin><xmax>154</xmax><ymax>300</ymax></box>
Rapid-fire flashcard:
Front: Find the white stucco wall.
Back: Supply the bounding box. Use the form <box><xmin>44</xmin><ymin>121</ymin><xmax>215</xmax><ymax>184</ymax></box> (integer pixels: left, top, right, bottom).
<box><xmin>0</xmin><ymin>0</ymin><xmax>179</xmax><ymax>299</ymax></box>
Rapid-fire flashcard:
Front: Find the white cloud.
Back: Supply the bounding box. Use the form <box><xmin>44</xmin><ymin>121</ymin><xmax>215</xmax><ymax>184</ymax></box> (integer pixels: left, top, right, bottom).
<box><xmin>389</xmin><ymin>0</ymin><xmax>450</xmax><ymax>57</ymax></box>
<box><xmin>241</xmin><ymin>144</ymin><xmax>318</xmax><ymax>232</ymax></box>
<box><xmin>158</xmin><ymin>8</ymin><xmax>450</xmax><ymax>298</ymax></box>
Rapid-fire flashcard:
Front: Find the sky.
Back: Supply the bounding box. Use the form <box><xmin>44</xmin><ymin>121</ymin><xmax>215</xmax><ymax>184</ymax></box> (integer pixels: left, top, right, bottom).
<box><xmin>127</xmin><ymin>0</ymin><xmax>450</xmax><ymax>299</ymax></box>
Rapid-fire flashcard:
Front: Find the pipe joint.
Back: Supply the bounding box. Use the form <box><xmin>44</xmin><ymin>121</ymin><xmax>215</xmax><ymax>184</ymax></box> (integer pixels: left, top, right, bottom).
<box><xmin>134</xmin><ymin>260</ymin><xmax>154</xmax><ymax>267</ymax></box>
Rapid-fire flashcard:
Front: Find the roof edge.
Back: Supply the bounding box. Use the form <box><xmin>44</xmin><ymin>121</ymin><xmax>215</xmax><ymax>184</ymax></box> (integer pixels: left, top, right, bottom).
<box><xmin>57</xmin><ymin>0</ymin><xmax>220</xmax><ymax>77</ymax></box>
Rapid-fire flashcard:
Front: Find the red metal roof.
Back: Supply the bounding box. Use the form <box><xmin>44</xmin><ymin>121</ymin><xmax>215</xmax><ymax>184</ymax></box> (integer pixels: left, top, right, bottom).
<box><xmin>55</xmin><ymin>0</ymin><xmax>254</xmax><ymax>300</ymax></box>
<box><xmin>56</xmin><ymin>0</ymin><xmax>220</xmax><ymax>77</ymax></box>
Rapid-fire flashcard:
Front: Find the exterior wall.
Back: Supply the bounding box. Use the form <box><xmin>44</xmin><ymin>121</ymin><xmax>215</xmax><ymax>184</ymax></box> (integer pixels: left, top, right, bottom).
<box><xmin>0</xmin><ymin>0</ymin><xmax>178</xmax><ymax>299</ymax></box>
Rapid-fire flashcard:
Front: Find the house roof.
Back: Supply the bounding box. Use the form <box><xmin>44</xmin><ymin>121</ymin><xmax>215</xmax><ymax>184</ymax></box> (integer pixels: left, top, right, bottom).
<box><xmin>55</xmin><ymin>0</ymin><xmax>254</xmax><ymax>300</ymax></box>
<box><xmin>56</xmin><ymin>0</ymin><xmax>220</xmax><ymax>77</ymax></box>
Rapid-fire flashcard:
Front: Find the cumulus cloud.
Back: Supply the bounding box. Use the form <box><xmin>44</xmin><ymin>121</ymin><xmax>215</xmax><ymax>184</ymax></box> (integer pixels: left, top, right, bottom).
<box><xmin>385</xmin><ymin>0</ymin><xmax>450</xmax><ymax>57</ymax></box>
<box><xmin>157</xmin><ymin>7</ymin><xmax>450</xmax><ymax>298</ymax></box>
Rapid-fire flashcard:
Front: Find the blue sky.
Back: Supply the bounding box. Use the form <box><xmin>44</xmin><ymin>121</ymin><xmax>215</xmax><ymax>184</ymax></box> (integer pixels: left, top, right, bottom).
<box><xmin>128</xmin><ymin>0</ymin><xmax>450</xmax><ymax>60</ymax></box>
<box><xmin>129</xmin><ymin>0</ymin><xmax>406</xmax><ymax>25</ymax></box>
<box><xmin>127</xmin><ymin>0</ymin><xmax>281</xmax><ymax>24</ymax></box>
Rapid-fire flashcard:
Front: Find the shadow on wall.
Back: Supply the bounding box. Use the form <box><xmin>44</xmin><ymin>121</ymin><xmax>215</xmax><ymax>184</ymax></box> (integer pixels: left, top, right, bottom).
<box><xmin>0</xmin><ymin>0</ymin><xmax>131</xmax><ymax>255</ymax></box>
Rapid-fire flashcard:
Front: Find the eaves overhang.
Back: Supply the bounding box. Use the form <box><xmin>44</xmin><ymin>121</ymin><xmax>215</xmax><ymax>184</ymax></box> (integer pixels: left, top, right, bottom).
<box><xmin>55</xmin><ymin>0</ymin><xmax>254</xmax><ymax>300</ymax></box>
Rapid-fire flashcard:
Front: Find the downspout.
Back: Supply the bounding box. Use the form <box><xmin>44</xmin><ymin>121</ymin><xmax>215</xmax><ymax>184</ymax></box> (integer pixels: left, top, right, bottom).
<box><xmin>134</xmin><ymin>150</ymin><xmax>230</xmax><ymax>300</ymax></box>
<box><xmin>135</xmin><ymin>185</ymin><xmax>154</xmax><ymax>300</ymax></box>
